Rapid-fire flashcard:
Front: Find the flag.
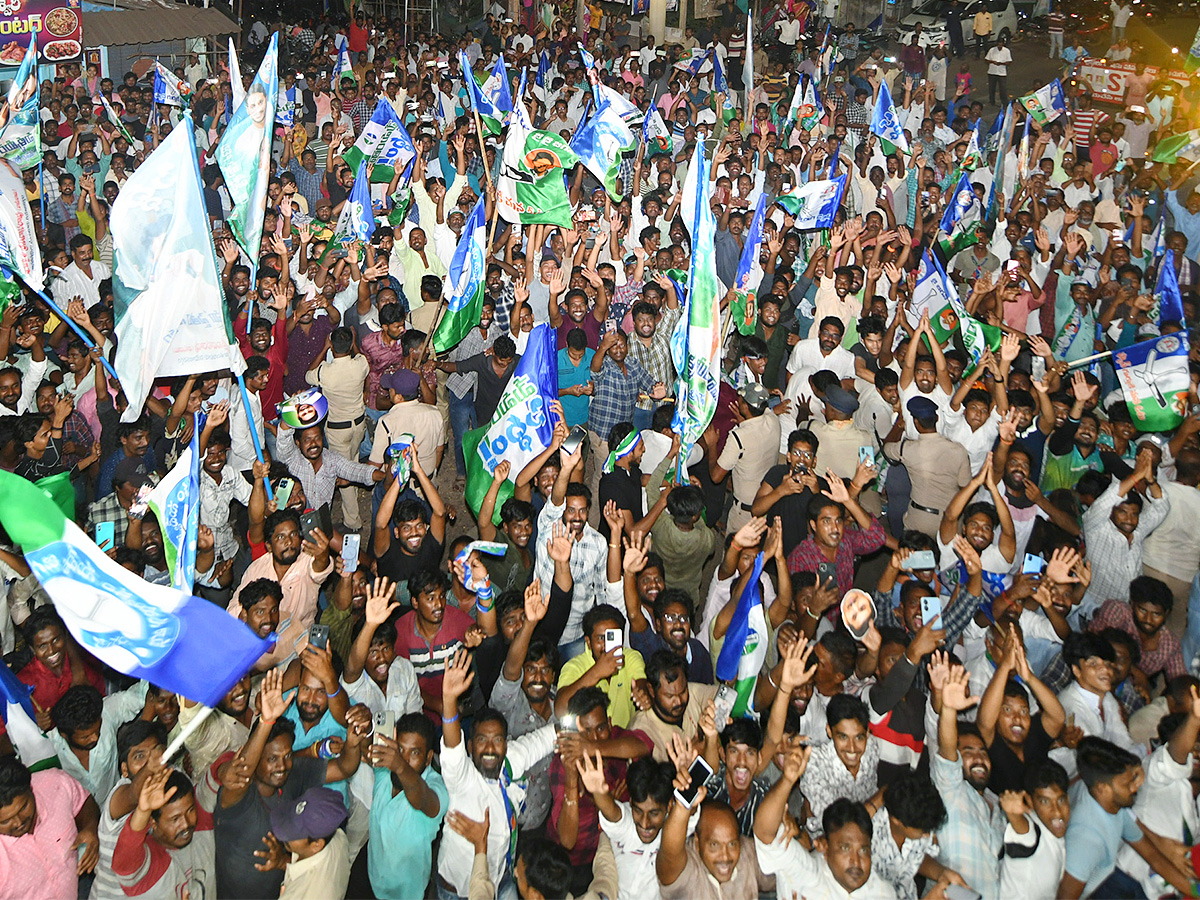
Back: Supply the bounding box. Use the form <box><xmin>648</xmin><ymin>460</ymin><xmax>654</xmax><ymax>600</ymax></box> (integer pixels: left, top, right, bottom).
<box><xmin>730</xmin><ymin>195</ymin><xmax>766</xmax><ymax>336</ymax></box>
<box><xmin>1114</xmin><ymin>333</ymin><xmax>1191</xmax><ymax>431</ymax></box>
<box><xmin>0</xmin><ymin>158</ymin><xmax>43</xmax><ymax>291</ymax></box>
<box><xmin>464</xmin><ymin>323</ymin><xmax>560</xmax><ymax>521</ymax></box>
<box><xmin>145</xmin><ymin>424</ymin><xmax>199</xmax><ymax>593</ymax></box>
<box><xmin>596</xmin><ymin>83</ymin><xmax>642</xmax><ymax>125</ymax></box>
<box><xmin>334</xmin><ymin>43</ymin><xmax>355</xmax><ymax>87</ymax></box>
<box><xmin>785</xmin><ymin>77</ymin><xmax>804</xmax><ymax>128</ymax></box>
<box><xmin>535</xmin><ymin>50</ymin><xmax>551</xmax><ymax>89</ymax></box>
<box><xmin>742</xmin><ymin>11</ymin><xmax>754</xmax><ymax>115</ymax></box>
<box><xmin>711</xmin><ymin>51</ymin><xmax>737</xmax><ymax>124</ymax></box>
<box><xmin>987</xmin><ymin>103</ymin><xmax>1015</xmax><ymax>218</ymax></box>
<box><xmin>912</xmin><ymin>250</ymin><xmax>1000</xmax><ymax>367</ymax></box>
<box><xmin>675</xmin><ymin>53</ymin><xmax>708</xmax><ymax>77</ymax></box>
<box><xmin>99</xmin><ymin>94</ymin><xmax>137</xmax><ymax>147</ymax></box>
<box><xmin>433</xmin><ymin>196</ymin><xmax>488</xmax><ymax>353</ymax></box>
<box><xmin>643</xmin><ymin>106</ymin><xmax>672</xmax><ymax>157</ymax></box>
<box><xmin>714</xmin><ymin>550</ymin><xmax>767</xmax><ymax>717</ymax></box>
<box><xmin>940</xmin><ymin>172</ymin><xmax>981</xmax><ymax>236</ymax></box>
<box><xmin>153</xmin><ymin>61</ymin><xmax>190</xmax><ymax>108</ymax></box>
<box><xmin>330</xmin><ymin>160</ymin><xmax>376</xmax><ymax>248</ymax></box>
<box><xmin>798</xmin><ymin>77</ymin><xmax>825</xmax><ymax>132</ymax></box>
<box><xmin>984</xmin><ymin>107</ymin><xmax>1005</xmax><ymax>155</ymax></box>
<box><xmin>113</xmin><ymin>115</ymin><xmax>246</xmax><ymax>422</ymax></box>
<box><xmin>215</xmin><ymin>33</ymin><xmax>278</xmax><ymax>262</ymax></box>
<box><xmin>669</xmin><ymin>140</ymin><xmax>721</xmax><ymax>479</ymax></box>
<box><xmin>342</xmin><ymin>98</ymin><xmax>418</xmax><ymax>185</ymax></box>
<box><xmin>870</xmin><ymin>78</ymin><xmax>908</xmax><ymax>153</ymax></box>
<box><xmin>462</xmin><ymin>52</ymin><xmax>512</xmax><ymax>137</ymax></box>
<box><xmin>579</xmin><ymin>44</ymin><xmax>601</xmax><ymax>105</ymax></box>
<box><xmin>0</xmin><ymin>34</ymin><xmax>40</xmax><ymax>170</ymax></box>
<box><xmin>497</xmin><ymin>118</ymin><xmax>579</xmax><ymax>228</ymax></box>
<box><xmin>1151</xmin><ymin>130</ymin><xmax>1200</xmax><ymax>164</ymax></box>
<box><xmin>1155</xmin><ymin>249</ymin><xmax>1185</xmax><ymax>325</ymax></box>
<box><xmin>0</xmin><ymin>471</ymin><xmax>273</xmax><ymax>708</ymax></box>
<box><xmin>1185</xmin><ymin>22</ymin><xmax>1200</xmax><ymax>72</ymax></box>
<box><xmin>774</xmin><ymin>175</ymin><xmax>847</xmax><ymax>230</ymax></box>
<box><xmin>228</xmin><ymin>37</ymin><xmax>245</xmax><ymax>112</ymax></box>
<box><xmin>570</xmin><ymin>99</ymin><xmax>636</xmax><ymax>201</ymax></box>
<box><xmin>1016</xmin><ymin>114</ymin><xmax>1032</xmax><ymax>182</ymax></box>
<box><xmin>36</xmin><ymin>471</ymin><xmax>75</xmax><ymax>521</ymax></box>
<box><xmin>961</xmin><ymin>123</ymin><xmax>984</xmax><ymax>170</ymax></box>
<box><xmin>1017</xmin><ymin>79</ymin><xmax>1066</xmax><ymax>124</ymax></box>
<box><xmin>276</xmin><ymin>83</ymin><xmax>296</xmax><ymax>127</ymax></box>
<box><xmin>0</xmin><ymin>662</ymin><xmax>57</xmax><ymax>770</ymax></box>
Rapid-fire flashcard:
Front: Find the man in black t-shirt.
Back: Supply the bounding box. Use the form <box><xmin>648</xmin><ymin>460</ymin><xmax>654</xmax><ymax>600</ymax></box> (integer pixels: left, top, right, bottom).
<box><xmin>751</xmin><ymin>428</ymin><xmax>829</xmax><ymax>558</ymax></box>
<box><xmin>373</xmin><ymin>472</ymin><xmax>447</xmax><ymax>605</ymax></box>
<box><xmin>214</xmin><ymin>670</ymin><xmax>369</xmax><ymax>899</ymax></box>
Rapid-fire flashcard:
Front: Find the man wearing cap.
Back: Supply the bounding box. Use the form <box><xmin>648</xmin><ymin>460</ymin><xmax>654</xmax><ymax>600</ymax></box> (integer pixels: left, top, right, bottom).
<box><xmin>369</xmin><ymin>368</ymin><xmax>445</xmax><ymax>476</ymax></box>
<box><xmin>307</xmin><ymin>327</ymin><xmax>371</xmax><ymax>530</ymax></box>
<box><xmin>276</xmin><ymin>418</ymin><xmax>386</xmax><ymax>520</ymax></box>
<box><xmin>85</xmin><ymin>457</ymin><xmax>152</xmax><ymax>546</ymax></box>
<box><xmin>214</xmin><ymin>672</ymin><xmax>368</xmax><ymax>900</ymax></box>
<box><xmin>884</xmin><ymin>396</ymin><xmax>972</xmax><ymax>538</ymax></box>
<box><xmin>811</xmin><ymin>386</ymin><xmax>875</xmax><ymax>485</ymax></box>
<box><xmin>709</xmin><ymin>383</ymin><xmax>783</xmax><ymax>534</ymax></box>
<box><xmin>251</xmin><ymin>786</ymin><xmax>350</xmax><ymax>898</ymax></box>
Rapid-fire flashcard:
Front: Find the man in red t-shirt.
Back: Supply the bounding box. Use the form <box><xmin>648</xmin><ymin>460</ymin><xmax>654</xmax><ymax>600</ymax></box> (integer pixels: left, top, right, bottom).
<box><xmin>394</xmin><ymin>569</ymin><xmax>475</xmax><ymax>719</ymax></box>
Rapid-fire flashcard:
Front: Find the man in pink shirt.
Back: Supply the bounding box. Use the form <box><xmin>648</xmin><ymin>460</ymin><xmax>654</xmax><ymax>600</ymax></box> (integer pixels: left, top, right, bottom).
<box><xmin>227</xmin><ymin>508</ymin><xmax>334</xmax><ymax>671</ymax></box>
<box><xmin>0</xmin><ymin>759</ymin><xmax>100</xmax><ymax>900</ymax></box>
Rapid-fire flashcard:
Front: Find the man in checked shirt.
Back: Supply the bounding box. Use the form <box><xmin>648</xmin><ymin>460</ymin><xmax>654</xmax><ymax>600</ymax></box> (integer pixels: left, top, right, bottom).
<box><xmin>275</xmin><ymin>419</ymin><xmax>387</xmax><ymax>517</ymax></box>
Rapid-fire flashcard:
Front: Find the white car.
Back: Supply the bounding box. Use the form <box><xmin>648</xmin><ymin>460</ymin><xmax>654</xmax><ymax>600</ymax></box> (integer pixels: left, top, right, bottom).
<box><xmin>896</xmin><ymin>0</ymin><xmax>1018</xmax><ymax>49</ymax></box>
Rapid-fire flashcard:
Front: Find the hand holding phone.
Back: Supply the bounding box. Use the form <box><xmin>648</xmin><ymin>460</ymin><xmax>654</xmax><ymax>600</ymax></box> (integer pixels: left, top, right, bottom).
<box><xmin>95</xmin><ymin>521</ymin><xmax>115</xmax><ymax>552</ymax></box>
<box><xmin>674</xmin><ymin>755</ymin><xmax>714</xmax><ymax>807</ymax></box>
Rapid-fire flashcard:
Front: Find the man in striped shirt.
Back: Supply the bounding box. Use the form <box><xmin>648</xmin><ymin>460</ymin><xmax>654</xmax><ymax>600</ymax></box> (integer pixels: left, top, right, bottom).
<box><xmin>394</xmin><ymin>568</ymin><xmax>476</xmax><ymax>719</ymax></box>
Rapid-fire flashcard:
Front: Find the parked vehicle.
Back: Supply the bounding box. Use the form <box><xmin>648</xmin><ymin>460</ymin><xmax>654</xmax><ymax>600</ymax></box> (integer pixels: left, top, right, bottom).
<box><xmin>895</xmin><ymin>0</ymin><xmax>1019</xmax><ymax>48</ymax></box>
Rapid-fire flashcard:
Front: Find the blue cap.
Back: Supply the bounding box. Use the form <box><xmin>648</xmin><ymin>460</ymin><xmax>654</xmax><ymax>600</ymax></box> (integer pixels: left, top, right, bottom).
<box><xmin>907</xmin><ymin>396</ymin><xmax>939</xmax><ymax>420</ymax></box>
<box><xmin>269</xmin><ymin>786</ymin><xmax>347</xmax><ymax>844</ymax></box>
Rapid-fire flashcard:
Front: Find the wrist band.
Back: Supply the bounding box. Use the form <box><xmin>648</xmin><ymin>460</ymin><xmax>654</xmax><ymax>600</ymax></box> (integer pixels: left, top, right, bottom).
<box><xmin>805</xmin><ymin>606</ymin><xmax>820</xmax><ymax>621</ymax></box>
<box><xmin>474</xmin><ymin>600</ymin><xmax>494</xmax><ymax>614</ymax></box>
<box><xmin>317</xmin><ymin>738</ymin><xmax>336</xmax><ymax>760</ymax></box>
<box><xmin>442</xmin><ymin>713</ymin><xmax>460</xmax><ymax>724</ymax></box>
<box><xmin>261</xmin><ymin>718</ymin><xmax>276</xmax><ymax>727</ymax></box>
<box><xmin>326</xmin><ymin>686</ymin><xmax>342</xmax><ymax>699</ymax></box>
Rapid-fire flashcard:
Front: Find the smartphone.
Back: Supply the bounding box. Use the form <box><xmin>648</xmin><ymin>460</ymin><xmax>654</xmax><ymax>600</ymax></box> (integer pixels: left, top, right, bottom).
<box><xmin>944</xmin><ymin>886</ymin><xmax>982</xmax><ymax>900</ymax></box>
<box><xmin>561</xmin><ymin>425</ymin><xmax>587</xmax><ymax>456</ymax></box>
<box><xmin>858</xmin><ymin>446</ymin><xmax>874</xmax><ymax>467</ymax></box>
<box><xmin>1030</xmin><ymin>354</ymin><xmax>1046</xmax><ymax>383</ymax></box>
<box><xmin>308</xmin><ymin>623</ymin><xmax>330</xmax><ymax>650</ymax></box>
<box><xmin>674</xmin><ymin>755</ymin><xmax>715</xmax><ymax>807</ymax></box>
<box><xmin>1022</xmin><ymin>553</ymin><xmax>1046</xmax><ymax>575</ymax></box>
<box><xmin>604</xmin><ymin>627</ymin><xmax>623</xmax><ymax>656</ymax></box>
<box><xmin>373</xmin><ymin>709</ymin><xmax>395</xmax><ymax>746</ymax></box>
<box><xmin>1005</xmin><ymin>259</ymin><xmax>1021</xmax><ymax>280</ymax></box>
<box><xmin>95</xmin><ymin>520</ymin><xmax>115</xmax><ymax>552</ymax></box>
<box><xmin>342</xmin><ymin>533</ymin><xmax>360</xmax><ymax>573</ymax></box>
<box><xmin>300</xmin><ymin>510</ymin><xmax>320</xmax><ymax>541</ymax></box>
<box><xmin>712</xmin><ymin>684</ymin><xmax>738</xmax><ymax>733</ymax></box>
<box><xmin>902</xmin><ymin>550</ymin><xmax>937</xmax><ymax>571</ymax></box>
<box><xmin>920</xmin><ymin>593</ymin><xmax>942</xmax><ymax>628</ymax></box>
<box><xmin>558</xmin><ymin>713</ymin><xmax>578</xmax><ymax>733</ymax></box>
<box><xmin>274</xmin><ymin>478</ymin><xmax>294</xmax><ymax>508</ymax></box>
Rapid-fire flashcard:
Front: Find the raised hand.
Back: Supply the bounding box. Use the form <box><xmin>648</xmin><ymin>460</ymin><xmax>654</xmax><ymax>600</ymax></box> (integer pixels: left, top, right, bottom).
<box><xmin>524</xmin><ymin>578</ymin><xmax>548</xmax><ymax>624</ymax></box>
<box><xmin>941</xmin><ymin>665</ymin><xmax>979</xmax><ymax>712</ymax></box>
<box><xmin>576</xmin><ymin>749</ymin><xmax>610</xmax><ymax>796</ymax></box>
<box><xmin>364</xmin><ymin>577</ymin><xmax>399</xmax><ymax>626</ymax></box>
<box><xmin>258</xmin><ymin>667</ymin><xmax>293</xmax><ymax>722</ymax></box>
<box><xmin>546</xmin><ymin>521</ymin><xmax>574</xmax><ymax>563</ymax></box>
<box><xmin>442</xmin><ymin>647</ymin><xmax>475</xmax><ymax>701</ymax></box>
<box><xmin>779</xmin><ymin>638</ymin><xmax>817</xmax><ymax>692</ymax></box>
<box><xmin>732</xmin><ymin>517</ymin><xmax>767</xmax><ymax>550</ymax></box>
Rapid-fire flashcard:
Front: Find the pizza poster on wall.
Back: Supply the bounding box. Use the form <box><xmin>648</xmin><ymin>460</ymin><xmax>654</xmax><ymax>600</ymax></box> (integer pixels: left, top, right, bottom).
<box><xmin>0</xmin><ymin>0</ymin><xmax>83</xmax><ymax>65</ymax></box>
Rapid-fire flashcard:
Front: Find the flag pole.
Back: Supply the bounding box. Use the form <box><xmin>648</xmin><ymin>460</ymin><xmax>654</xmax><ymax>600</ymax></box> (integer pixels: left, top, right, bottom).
<box><xmin>418</xmin><ymin>296</ymin><xmax>450</xmax><ymax>363</ymax></box>
<box><xmin>1063</xmin><ymin>349</ymin><xmax>1114</xmax><ymax>371</ymax></box>
<box><xmin>161</xmin><ymin>705</ymin><xmax>216</xmax><ymax>764</ymax></box>
<box><xmin>234</xmin><ymin>371</ymin><xmax>275</xmax><ymax>501</ymax></box>
<box><xmin>37</xmin><ymin>158</ymin><xmax>45</xmax><ymax>241</ymax></box>
<box><xmin>471</xmin><ymin>107</ymin><xmax>495</xmax><ymax>194</ymax></box>
<box><xmin>15</xmin><ymin>274</ymin><xmax>122</xmax><ymax>384</ymax></box>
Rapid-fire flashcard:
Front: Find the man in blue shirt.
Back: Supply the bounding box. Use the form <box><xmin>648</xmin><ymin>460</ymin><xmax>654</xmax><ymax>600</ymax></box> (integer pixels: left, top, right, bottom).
<box><xmin>366</xmin><ymin>712</ymin><xmax>449</xmax><ymax>900</ymax></box>
<box><xmin>1060</xmin><ymin>736</ymin><xmax>1191</xmax><ymax>898</ymax></box>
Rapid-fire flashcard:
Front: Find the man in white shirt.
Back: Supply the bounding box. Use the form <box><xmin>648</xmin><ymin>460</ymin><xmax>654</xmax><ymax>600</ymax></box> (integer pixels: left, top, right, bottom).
<box><xmin>754</xmin><ymin>741</ymin><xmax>898</xmax><ymax>899</ymax></box>
<box><xmin>1057</xmin><ymin>632</ymin><xmax>1143</xmax><ymax>770</ymax></box>
<box><xmin>436</xmin><ymin>649</ymin><xmax>556</xmax><ymax>899</ymax></box>
<box><xmin>786</xmin><ymin>316</ymin><xmax>856</xmax><ymax>386</ymax></box>
<box><xmin>1140</xmin><ymin>447</ymin><xmax>1200</xmax><ymax>623</ymax></box>
<box><xmin>52</xmin><ymin>235</ymin><xmax>110</xmax><ymax>310</ymax></box>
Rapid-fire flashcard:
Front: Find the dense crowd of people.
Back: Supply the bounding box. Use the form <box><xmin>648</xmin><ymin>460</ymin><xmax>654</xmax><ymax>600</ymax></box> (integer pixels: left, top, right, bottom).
<box><xmin>3</xmin><ymin>1</ymin><xmax>1200</xmax><ymax>898</ymax></box>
